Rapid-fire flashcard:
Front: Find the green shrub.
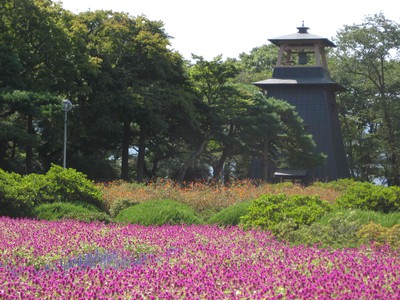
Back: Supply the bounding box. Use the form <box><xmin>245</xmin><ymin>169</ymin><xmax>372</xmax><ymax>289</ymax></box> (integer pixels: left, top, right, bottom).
<box><xmin>207</xmin><ymin>201</ymin><xmax>253</xmax><ymax>226</ymax></box>
<box><xmin>335</xmin><ymin>182</ymin><xmax>400</xmax><ymax>213</ymax></box>
<box><xmin>318</xmin><ymin>208</ymin><xmax>400</xmax><ymax>228</ymax></box>
<box><xmin>0</xmin><ymin>170</ymin><xmax>34</xmax><ymax>217</ymax></box>
<box><xmin>240</xmin><ymin>194</ymin><xmax>332</xmax><ymax>233</ymax></box>
<box><xmin>37</xmin><ymin>165</ymin><xmax>104</xmax><ymax>208</ymax></box>
<box><xmin>0</xmin><ymin>165</ymin><xmax>104</xmax><ymax>218</ymax></box>
<box><xmin>115</xmin><ymin>199</ymin><xmax>202</xmax><ymax>226</ymax></box>
<box><xmin>33</xmin><ymin>202</ymin><xmax>111</xmax><ymax>223</ymax></box>
<box><xmin>280</xmin><ymin>208</ymin><xmax>400</xmax><ymax>249</ymax></box>
<box><xmin>357</xmin><ymin>222</ymin><xmax>400</xmax><ymax>249</ymax></box>
<box><xmin>68</xmin><ymin>201</ymin><xmax>102</xmax><ymax>212</ymax></box>
<box><xmin>312</xmin><ymin>178</ymin><xmax>357</xmax><ymax>191</ymax></box>
<box><xmin>286</xmin><ymin>211</ymin><xmax>363</xmax><ymax>248</ymax></box>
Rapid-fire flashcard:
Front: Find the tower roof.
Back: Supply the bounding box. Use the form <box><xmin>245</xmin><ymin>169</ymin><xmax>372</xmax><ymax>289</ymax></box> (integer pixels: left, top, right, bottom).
<box><xmin>253</xmin><ymin>67</ymin><xmax>346</xmax><ymax>92</ymax></box>
<box><xmin>268</xmin><ymin>24</ymin><xmax>336</xmax><ymax>47</ymax></box>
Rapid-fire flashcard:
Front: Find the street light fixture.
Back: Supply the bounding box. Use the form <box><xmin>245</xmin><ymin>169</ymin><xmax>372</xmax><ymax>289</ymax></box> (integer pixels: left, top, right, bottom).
<box><xmin>61</xmin><ymin>99</ymin><xmax>73</xmax><ymax>168</ymax></box>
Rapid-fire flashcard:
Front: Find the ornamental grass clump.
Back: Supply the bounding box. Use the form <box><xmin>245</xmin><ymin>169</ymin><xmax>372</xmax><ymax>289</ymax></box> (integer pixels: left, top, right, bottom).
<box><xmin>33</xmin><ymin>202</ymin><xmax>111</xmax><ymax>223</ymax></box>
<box><xmin>207</xmin><ymin>200</ymin><xmax>253</xmax><ymax>226</ymax></box>
<box><xmin>115</xmin><ymin>199</ymin><xmax>202</xmax><ymax>225</ymax></box>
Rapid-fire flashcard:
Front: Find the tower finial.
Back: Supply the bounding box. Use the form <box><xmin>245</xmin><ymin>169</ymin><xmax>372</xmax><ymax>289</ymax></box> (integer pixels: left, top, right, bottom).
<box><xmin>297</xmin><ymin>21</ymin><xmax>309</xmax><ymax>34</ymax></box>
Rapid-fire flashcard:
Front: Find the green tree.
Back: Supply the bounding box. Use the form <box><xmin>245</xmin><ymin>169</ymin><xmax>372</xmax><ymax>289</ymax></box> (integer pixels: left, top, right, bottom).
<box><xmin>0</xmin><ymin>0</ymin><xmax>73</xmax><ymax>173</ymax></box>
<box><xmin>0</xmin><ymin>91</ymin><xmax>61</xmax><ymax>172</ymax></box>
<box><xmin>68</xmin><ymin>11</ymin><xmax>188</xmax><ymax>181</ymax></box>
<box><xmin>332</xmin><ymin>13</ymin><xmax>400</xmax><ymax>185</ymax></box>
<box><xmin>241</xmin><ymin>94</ymin><xmax>324</xmax><ymax>181</ymax></box>
<box><xmin>177</xmin><ymin>55</ymin><xmax>239</xmax><ymax>182</ymax></box>
<box><xmin>177</xmin><ymin>55</ymin><xmax>322</xmax><ymax>182</ymax></box>
<box><xmin>236</xmin><ymin>44</ymin><xmax>277</xmax><ymax>83</ymax></box>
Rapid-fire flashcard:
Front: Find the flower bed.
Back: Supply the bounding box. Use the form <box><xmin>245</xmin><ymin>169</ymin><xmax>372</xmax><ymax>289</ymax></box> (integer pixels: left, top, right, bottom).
<box><xmin>0</xmin><ymin>217</ymin><xmax>399</xmax><ymax>299</ymax></box>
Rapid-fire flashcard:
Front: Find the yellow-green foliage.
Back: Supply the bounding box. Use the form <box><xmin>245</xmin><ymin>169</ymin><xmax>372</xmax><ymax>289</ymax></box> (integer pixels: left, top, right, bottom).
<box><xmin>286</xmin><ymin>210</ymin><xmax>363</xmax><ymax>248</ymax></box>
<box><xmin>240</xmin><ymin>194</ymin><xmax>332</xmax><ymax>231</ymax></box>
<box><xmin>357</xmin><ymin>222</ymin><xmax>400</xmax><ymax>249</ymax></box>
<box><xmin>311</xmin><ymin>178</ymin><xmax>357</xmax><ymax>191</ymax></box>
<box><xmin>0</xmin><ymin>170</ymin><xmax>35</xmax><ymax>217</ymax></box>
<box><xmin>0</xmin><ymin>165</ymin><xmax>104</xmax><ymax>218</ymax></box>
<box><xmin>336</xmin><ymin>182</ymin><xmax>400</xmax><ymax>213</ymax></box>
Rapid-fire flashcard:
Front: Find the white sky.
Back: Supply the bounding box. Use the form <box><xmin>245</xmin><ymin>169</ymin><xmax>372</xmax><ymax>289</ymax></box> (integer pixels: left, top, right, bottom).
<box><xmin>60</xmin><ymin>0</ymin><xmax>400</xmax><ymax>61</ymax></box>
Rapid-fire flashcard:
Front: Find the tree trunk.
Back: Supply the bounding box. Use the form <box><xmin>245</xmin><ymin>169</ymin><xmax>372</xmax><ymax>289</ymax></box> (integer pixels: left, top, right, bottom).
<box><xmin>213</xmin><ymin>124</ymin><xmax>234</xmax><ymax>180</ymax></box>
<box><xmin>136</xmin><ymin>127</ymin><xmax>146</xmax><ymax>183</ymax></box>
<box><xmin>121</xmin><ymin>121</ymin><xmax>131</xmax><ymax>181</ymax></box>
<box><xmin>0</xmin><ymin>146</ymin><xmax>7</xmax><ymax>170</ymax></box>
<box><xmin>213</xmin><ymin>146</ymin><xmax>230</xmax><ymax>180</ymax></box>
<box><xmin>178</xmin><ymin>139</ymin><xmax>208</xmax><ymax>183</ymax></box>
<box><xmin>261</xmin><ymin>136</ymin><xmax>269</xmax><ymax>181</ymax></box>
<box><xmin>223</xmin><ymin>159</ymin><xmax>231</xmax><ymax>184</ymax></box>
<box><xmin>150</xmin><ymin>158</ymin><xmax>160</xmax><ymax>181</ymax></box>
<box><xmin>25</xmin><ymin>114</ymin><xmax>34</xmax><ymax>174</ymax></box>
<box><xmin>340</xmin><ymin>113</ymin><xmax>356</xmax><ymax>178</ymax></box>
<box><xmin>381</xmin><ymin>98</ymin><xmax>399</xmax><ymax>186</ymax></box>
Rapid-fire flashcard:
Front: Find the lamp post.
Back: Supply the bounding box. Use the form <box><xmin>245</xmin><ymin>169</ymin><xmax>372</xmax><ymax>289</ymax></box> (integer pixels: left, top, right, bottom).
<box><xmin>61</xmin><ymin>99</ymin><xmax>73</xmax><ymax>168</ymax></box>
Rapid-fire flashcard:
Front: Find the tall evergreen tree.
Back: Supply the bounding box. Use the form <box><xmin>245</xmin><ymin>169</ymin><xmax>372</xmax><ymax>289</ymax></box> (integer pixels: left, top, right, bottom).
<box><xmin>0</xmin><ymin>0</ymin><xmax>72</xmax><ymax>173</ymax></box>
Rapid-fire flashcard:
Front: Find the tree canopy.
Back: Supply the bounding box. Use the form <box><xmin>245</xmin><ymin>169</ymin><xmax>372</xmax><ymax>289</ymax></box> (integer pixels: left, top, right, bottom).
<box><xmin>2</xmin><ymin>1</ymin><xmax>397</xmax><ymax>185</ymax></box>
<box><xmin>332</xmin><ymin>13</ymin><xmax>400</xmax><ymax>186</ymax></box>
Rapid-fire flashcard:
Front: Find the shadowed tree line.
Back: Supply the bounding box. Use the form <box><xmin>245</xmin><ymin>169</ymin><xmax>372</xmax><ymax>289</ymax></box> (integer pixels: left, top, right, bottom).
<box><xmin>1</xmin><ymin>2</ymin><xmax>399</xmax><ymax>185</ymax></box>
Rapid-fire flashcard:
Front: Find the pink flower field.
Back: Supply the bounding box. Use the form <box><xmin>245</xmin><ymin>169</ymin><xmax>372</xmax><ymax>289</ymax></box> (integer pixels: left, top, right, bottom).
<box><xmin>0</xmin><ymin>217</ymin><xmax>399</xmax><ymax>299</ymax></box>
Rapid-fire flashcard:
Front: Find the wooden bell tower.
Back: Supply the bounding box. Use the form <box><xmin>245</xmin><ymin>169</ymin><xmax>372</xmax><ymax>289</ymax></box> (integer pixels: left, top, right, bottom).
<box><xmin>253</xmin><ymin>23</ymin><xmax>349</xmax><ymax>181</ymax></box>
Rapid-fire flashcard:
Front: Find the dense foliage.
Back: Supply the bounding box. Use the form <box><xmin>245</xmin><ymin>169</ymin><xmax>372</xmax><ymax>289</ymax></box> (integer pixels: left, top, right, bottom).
<box><xmin>0</xmin><ymin>0</ymin><xmax>344</xmax><ymax>183</ymax></box>
<box><xmin>2</xmin><ymin>170</ymin><xmax>400</xmax><ymax>250</ymax></box>
<box><xmin>335</xmin><ymin>181</ymin><xmax>400</xmax><ymax>213</ymax></box>
<box><xmin>240</xmin><ymin>194</ymin><xmax>332</xmax><ymax>231</ymax></box>
<box><xmin>332</xmin><ymin>13</ymin><xmax>400</xmax><ymax>185</ymax></box>
<box><xmin>0</xmin><ymin>165</ymin><xmax>104</xmax><ymax>218</ymax></box>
